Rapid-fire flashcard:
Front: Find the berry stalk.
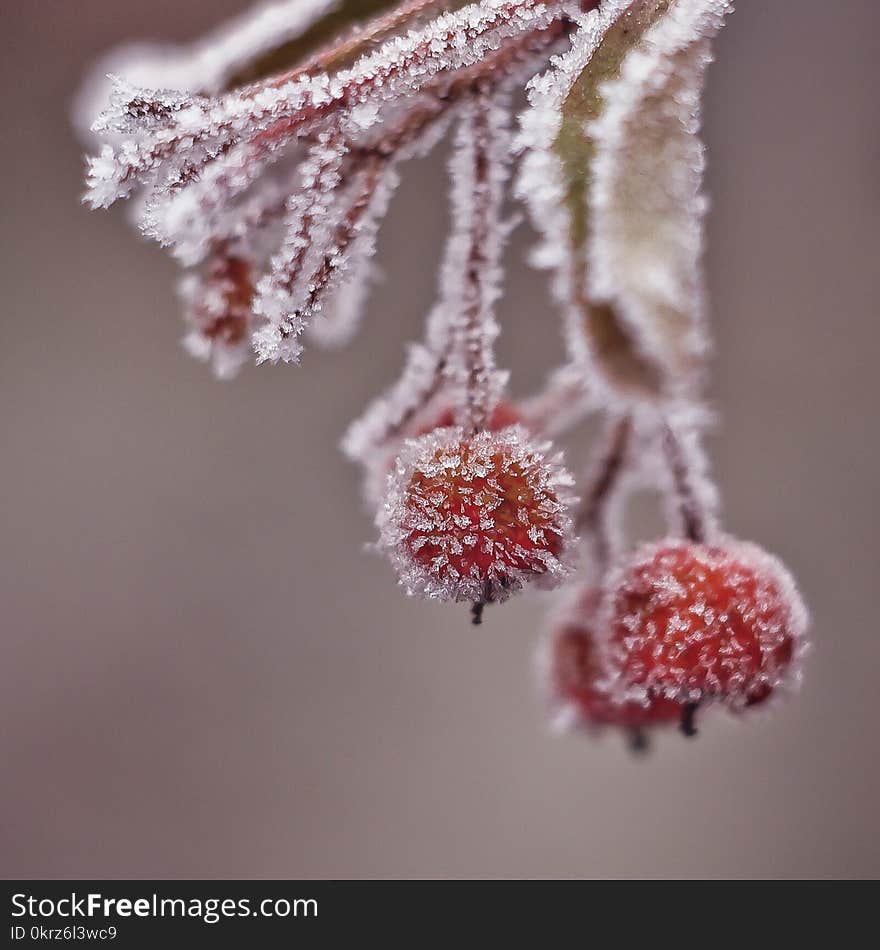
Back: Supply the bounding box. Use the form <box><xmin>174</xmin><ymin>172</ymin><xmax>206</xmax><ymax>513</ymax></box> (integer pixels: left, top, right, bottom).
<box><xmin>448</xmin><ymin>83</ymin><xmax>509</xmax><ymax>435</ymax></box>
<box><xmin>576</xmin><ymin>412</ymin><xmax>632</xmax><ymax>575</ymax></box>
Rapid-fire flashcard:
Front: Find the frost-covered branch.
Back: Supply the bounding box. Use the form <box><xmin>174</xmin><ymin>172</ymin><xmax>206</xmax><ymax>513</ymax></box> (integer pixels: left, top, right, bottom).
<box><xmin>444</xmin><ymin>83</ymin><xmax>511</xmax><ymax>433</ymax></box>
<box><xmin>79</xmin><ymin>2</ymin><xmax>810</xmax><ymax>747</ymax></box>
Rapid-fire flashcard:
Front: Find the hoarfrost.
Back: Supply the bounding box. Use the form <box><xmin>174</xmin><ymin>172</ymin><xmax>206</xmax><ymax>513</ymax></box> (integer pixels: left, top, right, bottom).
<box><xmin>598</xmin><ymin>535</ymin><xmax>809</xmax><ymax>708</ymax></box>
<box><xmin>376</xmin><ymin>425</ymin><xmax>577</xmax><ymax>604</ymax></box>
<box><xmin>74</xmin><ymin>0</ymin><xmax>339</xmax><ymax>139</ymax></box>
<box><xmin>588</xmin><ymin>0</ymin><xmax>733</xmax><ymax>390</ymax></box>
<box><xmin>516</xmin><ymin>0</ymin><xmax>732</xmax><ymax>400</ymax></box>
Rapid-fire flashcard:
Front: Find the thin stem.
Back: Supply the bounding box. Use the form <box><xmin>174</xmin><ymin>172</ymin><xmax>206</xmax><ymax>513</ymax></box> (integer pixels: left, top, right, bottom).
<box><xmin>120</xmin><ymin>1</ymin><xmax>572</xmax><ymax>214</ymax></box>
<box><xmin>458</xmin><ymin>82</ymin><xmax>497</xmax><ymax>435</ymax></box>
<box><xmin>576</xmin><ymin>414</ymin><xmax>632</xmax><ymax>576</ymax></box>
<box><xmin>628</xmin><ymin>728</ymin><xmax>650</xmax><ymax>755</ymax></box>
<box><xmin>680</xmin><ymin>702</ymin><xmax>699</xmax><ymax>738</ymax></box>
<box><xmin>519</xmin><ymin>366</ymin><xmax>592</xmax><ymax>438</ymax></box>
<box><xmin>233</xmin><ymin>0</ymin><xmax>460</xmax><ymax>91</ymax></box>
<box><xmin>661</xmin><ymin>421</ymin><xmax>708</xmax><ymax>544</ymax></box>
<box><xmin>379</xmin><ymin>355</ymin><xmax>449</xmax><ymax>444</ymax></box>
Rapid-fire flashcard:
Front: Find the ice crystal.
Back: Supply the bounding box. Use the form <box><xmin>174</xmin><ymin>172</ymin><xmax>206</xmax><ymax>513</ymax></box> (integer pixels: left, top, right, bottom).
<box><xmin>179</xmin><ymin>247</ymin><xmax>256</xmax><ymax>379</ymax></box>
<box><xmin>342</xmin><ymin>84</ymin><xmax>515</xmax><ymax>470</ymax></box>
<box><xmin>516</xmin><ymin>0</ymin><xmax>732</xmax><ymax>400</ymax></box>
<box><xmin>377</xmin><ymin>425</ymin><xmax>576</xmax><ymax>604</ymax></box>
<box><xmin>75</xmin><ymin>0</ymin><xmax>339</xmax><ymax>136</ymax></box>
<box><xmin>588</xmin><ymin>0</ymin><xmax>733</xmax><ymax>389</ymax></box>
<box><xmin>599</xmin><ymin>537</ymin><xmax>809</xmax><ymax>708</ymax></box>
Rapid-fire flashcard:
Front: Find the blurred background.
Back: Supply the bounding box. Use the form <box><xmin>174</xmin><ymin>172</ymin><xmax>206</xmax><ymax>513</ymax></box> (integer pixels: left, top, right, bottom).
<box><xmin>2</xmin><ymin>0</ymin><xmax>878</xmax><ymax>879</ymax></box>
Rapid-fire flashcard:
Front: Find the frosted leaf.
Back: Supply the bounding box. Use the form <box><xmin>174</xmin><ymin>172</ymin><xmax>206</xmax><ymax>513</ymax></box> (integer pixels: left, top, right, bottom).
<box><xmin>74</xmin><ymin>0</ymin><xmax>341</xmax><ymax>139</ymax></box>
<box><xmin>516</xmin><ymin>0</ymin><xmax>732</xmax><ymax>400</ymax></box>
<box><xmin>376</xmin><ymin>425</ymin><xmax>577</xmax><ymax>604</ymax></box>
<box><xmin>588</xmin><ymin>0</ymin><xmax>733</xmax><ymax>392</ymax></box>
<box><xmin>84</xmin><ymin>0</ymin><xmax>567</xmax><ymax>222</ymax></box>
<box><xmin>516</xmin><ymin>0</ymin><xmax>639</xmax><ymax>392</ymax></box>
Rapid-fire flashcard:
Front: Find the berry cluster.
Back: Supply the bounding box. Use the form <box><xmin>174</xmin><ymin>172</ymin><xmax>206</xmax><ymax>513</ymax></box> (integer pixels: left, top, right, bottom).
<box><xmin>378</xmin><ymin>425</ymin><xmax>575</xmax><ymax>618</ymax></box>
<box><xmin>544</xmin><ymin>536</ymin><xmax>807</xmax><ymax>748</ymax></box>
<box><xmin>80</xmin><ymin>1</ymin><xmax>809</xmax><ymax>751</ymax></box>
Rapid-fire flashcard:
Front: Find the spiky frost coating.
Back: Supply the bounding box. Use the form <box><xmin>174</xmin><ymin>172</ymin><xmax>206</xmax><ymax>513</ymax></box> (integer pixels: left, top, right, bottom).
<box><xmin>179</xmin><ymin>250</ymin><xmax>256</xmax><ymax>379</ymax></box>
<box><xmin>538</xmin><ymin>585</ymin><xmax>681</xmax><ymax>734</ymax></box>
<box><xmin>587</xmin><ymin>0</ymin><xmax>734</xmax><ymax>391</ymax></box>
<box><xmin>378</xmin><ymin>425</ymin><xmax>576</xmax><ymax>604</ymax></box>
<box><xmin>84</xmin><ymin>0</ymin><xmax>567</xmax><ymax>217</ymax></box>
<box><xmin>601</xmin><ymin>537</ymin><xmax>808</xmax><ymax>709</ymax></box>
<box><xmin>360</xmin><ymin>398</ymin><xmax>527</xmax><ymax>511</ymax></box>
<box><xmin>516</xmin><ymin>0</ymin><xmax>732</xmax><ymax>400</ymax></box>
<box><xmin>74</xmin><ymin>0</ymin><xmax>338</xmax><ymax>139</ymax></box>
<box><xmin>514</xmin><ymin>2</ymin><xmax>628</xmax><ymax>381</ymax></box>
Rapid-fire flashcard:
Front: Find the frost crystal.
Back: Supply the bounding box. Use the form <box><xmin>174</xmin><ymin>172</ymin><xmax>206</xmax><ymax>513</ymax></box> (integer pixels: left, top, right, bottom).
<box><xmin>342</xmin><ymin>84</ymin><xmax>515</xmax><ymax>470</ymax></box>
<box><xmin>588</xmin><ymin>0</ymin><xmax>733</xmax><ymax>388</ymax></box>
<box><xmin>75</xmin><ymin>0</ymin><xmax>339</xmax><ymax>137</ymax></box>
<box><xmin>442</xmin><ymin>87</ymin><xmax>512</xmax><ymax>431</ymax></box>
<box><xmin>516</xmin><ymin>0</ymin><xmax>732</xmax><ymax>400</ymax></box>
<box><xmin>179</xmin><ymin>248</ymin><xmax>256</xmax><ymax>379</ymax></box>
<box><xmin>599</xmin><ymin>537</ymin><xmax>809</xmax><ymax>708</ymax></box>
<box><xmin>377</xmin><ymin>425</ymin><xmax>576</xmax><ymax>604</ymax></box>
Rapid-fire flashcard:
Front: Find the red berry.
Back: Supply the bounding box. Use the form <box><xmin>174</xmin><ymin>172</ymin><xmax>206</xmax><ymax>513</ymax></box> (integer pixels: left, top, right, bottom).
<box><xmin>360</xmin><ymin>401</ymin><xmax>526</xmax><ymax>509</ymax></box>
<box><xmin>409</xmin><ymin>400</ymin><xmax>523</xmax><ymax>439</ymax></box>
<box><xmin>603</xmin><ymin>538</ymin><xmax>807</xmax><ymax>708</ymax></box>
<box><xmin>378</xmin><ymin>426</ymin><xmax>574</xmax><ymax>605</ymax></box>
<box><xmin>545</xmin><ymin>587</ymin><xmax>682</xmax><ymax>732</ymax></box>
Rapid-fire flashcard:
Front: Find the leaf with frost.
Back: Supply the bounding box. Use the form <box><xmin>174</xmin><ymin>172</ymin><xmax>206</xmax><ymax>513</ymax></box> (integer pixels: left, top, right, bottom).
<box><xmin>221</xmin><ymin>1</ymin><xmax>473</xmax><ymax>91</ymax></box>
<box><xmin>517</xmin><ymin>0</ymin><xmax>732</xmax><ymax>399</ymax></box>
<box><xmin>74</xmin><ymin>0</ymin><xmax>404</xmax><ymax>138</ymax></box>
<box><xmin>84</xmin><ymin>0</ymin><xmax>565</xmax><ymax>243</ymax></box>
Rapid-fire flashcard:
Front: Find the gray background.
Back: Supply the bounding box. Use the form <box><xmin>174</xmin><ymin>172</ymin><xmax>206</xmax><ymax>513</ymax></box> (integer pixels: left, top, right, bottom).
<box><xmin>2</xmin><ymin>0</ymin><xmax>878</xmax><ymax>878</ymax></box>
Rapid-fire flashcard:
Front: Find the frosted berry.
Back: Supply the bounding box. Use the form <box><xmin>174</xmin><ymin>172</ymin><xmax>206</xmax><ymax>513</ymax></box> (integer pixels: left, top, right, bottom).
<box><xmin>378</xmin><ymin>425</ymin><xmax>575</xmax><ymax>613</ymax></box>
<box><xmin>410</xmin><ymin>400</ymin><xmax>524</xmax><ymax>440</ymax></box>
<box><xmin>604</xmin><ymin>538</ymin><xmax>808</xmax><ymax>710</ymax></box>
<box><xmin>545</xmin><ymin>587</ymin><xmax>682</xmax><ymax>740</ymax></box>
